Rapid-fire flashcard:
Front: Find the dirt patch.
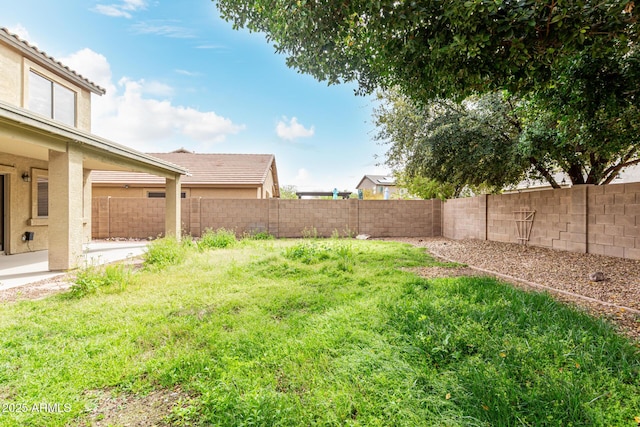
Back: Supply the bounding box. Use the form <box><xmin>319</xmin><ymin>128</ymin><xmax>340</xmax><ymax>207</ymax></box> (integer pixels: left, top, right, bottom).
<box><xmin>79</xmin><ymin>387</ymin><xmax>190</xmax><ymax>427</ymax></box>
<box><xmin>0</xmin><ymin>276</ymin><xmax>74</xmax><ymax>302</ymax></box>
<box><xmin>0</xmin><ymin>258</ymin><xmax>144</xmax><ymax>302</ymax></box>
<box><xmin>385</xmin><ymin>237</ymin><xmax>640</xmax><ymax>341</ymax></box>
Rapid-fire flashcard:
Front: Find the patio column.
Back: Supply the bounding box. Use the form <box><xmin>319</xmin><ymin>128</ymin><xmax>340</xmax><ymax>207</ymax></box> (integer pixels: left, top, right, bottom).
<box><xmin>48</xmin><ymin>146</ymin><xmax>84</xmax><ymax>271</ymax></box>
<box><xmin>83</xmin><ymin>169</ymin><xmax>92</xmax><ymax>244</ymax></box>
<box><xmin>165</xmin><ymin>175</ymin><xmax>181</xmax><ymax>240</ymax></box>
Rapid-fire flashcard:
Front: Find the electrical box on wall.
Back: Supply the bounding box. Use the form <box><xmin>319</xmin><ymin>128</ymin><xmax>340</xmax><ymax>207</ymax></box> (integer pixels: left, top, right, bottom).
<box><xmin>23</xmin><ymin>231</ymin><xmax>34</xmax><ymax>241</ymax></box>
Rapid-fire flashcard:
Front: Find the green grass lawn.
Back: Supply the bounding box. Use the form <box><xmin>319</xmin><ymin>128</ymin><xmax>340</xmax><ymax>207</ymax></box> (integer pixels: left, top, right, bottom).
<box><xmin>0</xmin><ymin>236</ymin><xmax>639</xmax><ymax>426</ymax></box>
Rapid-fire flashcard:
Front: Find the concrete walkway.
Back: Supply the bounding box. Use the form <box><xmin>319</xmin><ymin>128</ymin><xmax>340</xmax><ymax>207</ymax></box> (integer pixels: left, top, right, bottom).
<box><xmin>0</xmin><ymin>240</ymin><xmax>148</xmax><ymax>291</ymax></box>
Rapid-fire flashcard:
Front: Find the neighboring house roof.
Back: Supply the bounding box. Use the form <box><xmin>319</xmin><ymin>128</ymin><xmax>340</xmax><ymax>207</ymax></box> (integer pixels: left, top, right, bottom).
<box><xmin>0</xmin><ymin>27</ymin><xmax>105</xmax><ymax>95</ymax></box>
<box><xmin>356</xmin><ymin>174</ymin><xmax>396</xmax><ymax>189</ymax></box>
<box><xmin>91</xmin><ymin>151</ymin><xmax>279</xmax><ymax>195</ymax></box>
<box><xmin>506</xmin><ymin>166</ymin><xmax>638</xmax><ymax>193</ymax></box>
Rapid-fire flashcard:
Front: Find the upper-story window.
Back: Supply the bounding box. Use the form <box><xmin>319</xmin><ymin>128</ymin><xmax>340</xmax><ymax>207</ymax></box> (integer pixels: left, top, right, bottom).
<box><xmin>28</xmin><ymin>70</ymin><xmax>76</xmax><ymax>127</ymax></box>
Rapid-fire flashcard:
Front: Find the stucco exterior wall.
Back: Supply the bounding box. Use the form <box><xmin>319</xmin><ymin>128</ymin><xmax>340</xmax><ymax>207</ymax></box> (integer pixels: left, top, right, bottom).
<box><xmin>262</xmin><ymin>168</ymin><xmax>275</xmax><ymax>198</ymax></box>
<box><xmin>0</xmin><ymin>43</ymin><xmax>22</xmax><ymax>106</ymax></box>
<box><xmin>190</xmin><ymin>187</ymin><xmax>259</xmax><ymax>199</ymax></box>
<box><xmin>0</xmin><ymin>44</ymin><xmax>91</xmax><ymax>132</ymax></box>
<box><xmin>0</xmin><ymin>153</ymin><xmax>50</xmax><ymax>254</ymax></box>
<box><xmin>93</xmin><ymin>185</ymin><xmax>261</xmax><ymax>199</ymax></box>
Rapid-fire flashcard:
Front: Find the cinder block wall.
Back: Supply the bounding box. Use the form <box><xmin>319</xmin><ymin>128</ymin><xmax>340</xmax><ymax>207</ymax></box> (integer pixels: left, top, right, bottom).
<box><xmin>444</xmin><ymin>187</ymin><xmax>588</xmax><ymax>252</ymax></box>
<box><xmin>442</xmin><ymin>195</ymin><xmax>487</xmax><ymax>240</ymax></box>
<box><xmin>93</xmin><ymin>197</ymin><xmax>441</xmax><ymax>239</ymax></box>
<box><xmin>276</xmin><ymin>199</ymin><xmax>352</xmax><ymax>237</ymax></box>
<box><xmin>443</xmin><ymin>183</ymin><xmax>640</xmax><ymax>260</ymax></box>
<box><xmin>92</xmin><ymin>183</ymin><xmax>640</xmax><ymax>260</ymax></box>
<box><xmin>108</xmin><ymin>198</ymin><xmax>165</xmax><ymax>239</ymax></box>
<box><xmin>587</xmin><ymin>183</ymin><xmax>640</xmax><ymax>259</ymax></box>
<box><xmin>487</xmin><ymin>187</ymin><xmax>587</xmax><ymax>253</ymax></box>
<box><xmin>199</xmin><ymin>199</ymin><xmax>269</xmax><ymax>236</ymax></box>
<box><xmin>359</xmin><ymin>200</ymin><xmax>441</xmax><ymax>237</ymax></box>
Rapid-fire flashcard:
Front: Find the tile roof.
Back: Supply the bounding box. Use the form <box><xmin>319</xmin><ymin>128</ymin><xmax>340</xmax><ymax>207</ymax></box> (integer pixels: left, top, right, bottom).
<box><xmin>91</xmin><ymin>152</ymin><xmax>277</xmax><ymax>186</ymax></box>
<box><xmin>0</xmin><ymin>27</ymin><xmax>105</xmax><ymax>95</ymax></box>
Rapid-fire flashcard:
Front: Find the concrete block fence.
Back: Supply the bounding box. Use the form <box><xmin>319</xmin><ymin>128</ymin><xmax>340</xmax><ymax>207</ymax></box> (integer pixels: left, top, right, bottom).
<box><xmin>92</xmin><ymin>182</ymin><xmax>640</xmax><ymax>260</ymax></box>
<box><xmin>442</xmin><ymin>183</ymin><xmax>640</xmax><ymax>260</ymax></box>
<box><xmin>92</xmin><ymin>198</ymin><xmax>441</xmax><ymax>240</ymax></box>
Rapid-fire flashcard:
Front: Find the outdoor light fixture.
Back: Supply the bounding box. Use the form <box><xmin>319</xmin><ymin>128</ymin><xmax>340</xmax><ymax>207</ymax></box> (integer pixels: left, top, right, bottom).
<box><xmin>21</xmin><ymin>172</ymin><xmax>31</xmax><ymax>182</ymax></box>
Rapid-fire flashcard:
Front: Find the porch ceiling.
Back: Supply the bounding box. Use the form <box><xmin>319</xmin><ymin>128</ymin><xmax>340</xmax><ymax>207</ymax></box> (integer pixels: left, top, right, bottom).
<box><xmin>0</xmin><ymin>101</ymin><xmax>189</xmax><ymax>178</ymax></box>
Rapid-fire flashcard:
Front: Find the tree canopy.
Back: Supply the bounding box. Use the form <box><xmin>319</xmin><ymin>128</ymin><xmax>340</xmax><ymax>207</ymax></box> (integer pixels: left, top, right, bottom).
<box><xmin>376</xmin><ymin>61</ymin><xmax>640</xmax><ymax>192</ymax></box>
<box><xmin>216</xmin><ymin>0</ymin><xmax>637</xmax><ymax>101</ymax></box>
<box><xmin>216</xmin><ymin>0</ymin><xmax>639</xmax><ymax>191</ymax></box>
<box><xmin>376</xmin><ymin>91</ymin><xmax>528</xmax><ymax>193</ymax></box>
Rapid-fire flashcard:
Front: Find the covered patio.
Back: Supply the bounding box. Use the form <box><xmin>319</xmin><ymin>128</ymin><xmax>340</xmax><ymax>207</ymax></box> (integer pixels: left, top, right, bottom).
<box><xmin>0</xmin><ymin>101</ymin><xmax>188</xmax><ymax>271</ymax></box>
<box><xmin>0</xmin><ymin>240</ymin><xmax>149</xmax><ymax>291</ymax></box>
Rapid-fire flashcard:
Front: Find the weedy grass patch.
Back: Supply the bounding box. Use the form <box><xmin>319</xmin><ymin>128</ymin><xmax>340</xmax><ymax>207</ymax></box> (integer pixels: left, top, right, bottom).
<box><xmin>0</xmin><ymin>239</ymin><xmax>638</xmax><ymax>426</ymax></box>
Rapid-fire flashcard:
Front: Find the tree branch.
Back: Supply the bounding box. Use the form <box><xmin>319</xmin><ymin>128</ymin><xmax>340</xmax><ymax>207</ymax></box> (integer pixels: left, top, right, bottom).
<box><xmin>601</xmin><ymin>157</ymin><xmax>640</xmax><ymax>185</ymax></box>
<box><xmin>530</xmin><ymin>157</ymin><xmax>561</xmax><ymax>189</ymax></box>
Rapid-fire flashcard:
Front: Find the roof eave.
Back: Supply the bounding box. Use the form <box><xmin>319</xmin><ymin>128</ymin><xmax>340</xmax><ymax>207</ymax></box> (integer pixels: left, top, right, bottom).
<box><xmin>0</xmin><ymin>28</ymin><xmax>106</xmax><ymax>95</ymax></box>
<box><xmin>0</xmin><ymin>101</ymin><xmax>188</xmax><ymax>176</ymax></box>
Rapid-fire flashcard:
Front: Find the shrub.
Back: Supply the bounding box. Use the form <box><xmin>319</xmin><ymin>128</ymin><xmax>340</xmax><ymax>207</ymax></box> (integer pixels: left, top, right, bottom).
<box><xmin>283</xmin><ymin>242</ymin><xmax>322</xmax><ymax>264</ymax></box>
<box><xmin>242</xmin><ymin>230</ymin><xmax>274</xmax><ymax>240</ymax></box>
<box><xmin>301</xmin><ymin>226</ymin><xmax>318</xmax><ymax>239</ymax></box>
<box><xmin>198</xmin><ymin>228</ymin><xmax>237</xmax><ymax>250</ymax></box>
<box><xmin>334</xmin><ymin>242</ymin><xmax>355</xmax><ymax>272</ymax></box>
<box><xmin>144</xmin><ymin>236</ymin><xmax>186</xmax><ymax>269</ymax></box>
<box><xmin>69</xmin><ymin>263</ymin><xmax>132</xmax><ymax>298</ymax></box>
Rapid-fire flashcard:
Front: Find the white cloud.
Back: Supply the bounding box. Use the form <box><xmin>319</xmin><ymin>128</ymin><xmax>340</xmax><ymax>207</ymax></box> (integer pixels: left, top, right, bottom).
<box><xmin>61</xmin><ymin>48</ymin><xmax>112</xmax><ymax>90</ymax></box>
<box><xmin>122</xmin><ymin>0</ymin><xmax>147</xmax><ymax>10</ymax></box>
<box><xmin>276</xmin><ymin>117</ymin><xmax>315</xmax><ymax>141</ymax></box>
<box><xmin>61</xmin><ymin>48</ymin><xmax>244</xmax><ymax>152</ymax></box>
<box><xmin>295</xmin><ymin>168</ymin><xmax>310</xmax><ymax>181</ymax></box>
<box><xmin>93</xmin><ymin>0</ymin><xmax>147</xmax><ymax>18</ymax></box>
<box><xmin>195</xmin><ymin>44</ymin><xmax>229</xmax><ymax>50</ymax></box>
<box><xmin>6</xmin><ymin>24</ymin><xmax>31</xmax><ymax>43</ymax></box>
<box><xmin>94</xmin><ymin>5</ymin><xmax>133</xmax><ymax>18</ymax></box>
<box><xmin>131</xmin><ymin>21</ymin><xmax>196</xmax><ymax>38</ymax></box>
<box><xmin>140</xmin><ymin>80</ymin><xmax>174</xmax><ymax>98</ymax></box>
<box><xmin>175</xmin><ymin>69</ymin><xmax>200</xmax><ymax>77</ymax></box>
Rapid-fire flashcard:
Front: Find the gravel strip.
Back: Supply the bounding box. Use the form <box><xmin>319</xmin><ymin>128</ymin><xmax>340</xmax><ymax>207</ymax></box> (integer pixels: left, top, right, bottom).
<box><xmin>383</xmin><ymin>237</ymin><xmax>640</xmax><ymax>341</ymax></box>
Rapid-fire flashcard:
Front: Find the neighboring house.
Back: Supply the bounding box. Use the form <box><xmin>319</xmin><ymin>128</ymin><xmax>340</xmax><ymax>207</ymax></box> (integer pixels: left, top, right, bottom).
<box><xmin>504</xmin><ymin>167</ymin><xmax>637</xmax><ymax>193</ymax></box>
<box><xmin>356</xmin><ymin>175</ymin><xmax>401</xmax><ymax>199</ymax></box>
<box><xmin>91</xmin><ymin>150</ymin><xmax>280</xmax><ymax>199</ymax></box>
<box><xmin>0</xmin><ymin>28</ymin><xmax>187</xmax><ymax>270</ymax></box>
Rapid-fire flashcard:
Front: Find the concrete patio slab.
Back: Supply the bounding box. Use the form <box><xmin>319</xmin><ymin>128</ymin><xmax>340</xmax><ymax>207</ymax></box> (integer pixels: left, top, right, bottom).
<box><xmin>0</xmin><ymin>240</ymin><xmax>148</xmax><ymax>292</ymax></box>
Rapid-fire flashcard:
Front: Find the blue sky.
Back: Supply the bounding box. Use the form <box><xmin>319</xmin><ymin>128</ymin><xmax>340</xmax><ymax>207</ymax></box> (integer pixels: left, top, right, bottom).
<box><xmin>3</xmin><ymin>0</ymin><xmax>390</xmax><ymax>191</ymax></box>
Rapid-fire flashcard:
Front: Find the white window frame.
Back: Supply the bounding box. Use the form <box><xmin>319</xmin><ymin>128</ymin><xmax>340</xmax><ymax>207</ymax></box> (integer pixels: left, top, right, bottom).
<box><xmin>25</xmin><ymin>66</ymin><xmax>77</xmax><ymax>127</ymax></box>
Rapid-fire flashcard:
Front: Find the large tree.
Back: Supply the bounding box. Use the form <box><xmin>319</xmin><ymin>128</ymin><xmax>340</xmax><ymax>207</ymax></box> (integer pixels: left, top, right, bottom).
<box><xmin>376</xmin><ymin>91</ymin><xmax>528</xmax><ymax>193</ymax></box>
<box><xmin>519</xmin><ymin>49</ymin><xmax>640</xmax><ymax>185</ymax></box>
<box><xmin>216</xmin><ymin>0</ymin><xmax>637</xmax><ymax>101</ymax></box>
<box><xmin>377</xmin><ymin>48</ymin><xmax>640</xmax><ymax>190</ymax></box>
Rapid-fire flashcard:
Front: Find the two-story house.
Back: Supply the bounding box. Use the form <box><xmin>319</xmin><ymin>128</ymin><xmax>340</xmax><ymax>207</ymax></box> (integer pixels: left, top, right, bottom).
<box><xmin>0</xmin><ymin>28</ymin><xmax>188</xmax><ymax>270</ymax></box>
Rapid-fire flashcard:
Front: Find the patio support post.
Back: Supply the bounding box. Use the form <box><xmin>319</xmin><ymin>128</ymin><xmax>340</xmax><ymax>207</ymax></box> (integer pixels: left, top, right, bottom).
<box><xmin>83</xmin><ymin>169</ymin><xmax>92</xmax><ymax>244</ymax></box>
<box><xmin>48</xmin><ymin>146</ymin><xmax>84</xmax><ymax>270</ymax></box>
<box><xmin>165</xmin><ymin>175</ymin><xmax>181</xmax><ymax>240</ymax></box>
